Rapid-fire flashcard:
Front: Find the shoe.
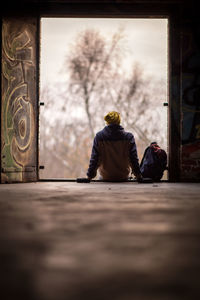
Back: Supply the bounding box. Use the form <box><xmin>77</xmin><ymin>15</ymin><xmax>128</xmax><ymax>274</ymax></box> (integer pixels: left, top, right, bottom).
<box><xmin>76</xmin><ymin>178</ymin><xmax>91</xmax><ymax>183</ymax></box>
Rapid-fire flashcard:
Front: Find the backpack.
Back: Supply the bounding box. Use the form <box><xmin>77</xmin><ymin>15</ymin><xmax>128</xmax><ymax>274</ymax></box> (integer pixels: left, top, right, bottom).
<box><xmin>140</xmin><ymin>142</ymin><xmax>167</xmax><ymax>181</ymax></box>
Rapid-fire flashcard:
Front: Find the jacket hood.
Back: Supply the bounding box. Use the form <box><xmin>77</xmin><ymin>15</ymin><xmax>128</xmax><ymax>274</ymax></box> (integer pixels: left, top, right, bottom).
<box><xmin>106</xmin><ymin>124</ymin><xmax>124</xmax><ymax>131</ymax></box>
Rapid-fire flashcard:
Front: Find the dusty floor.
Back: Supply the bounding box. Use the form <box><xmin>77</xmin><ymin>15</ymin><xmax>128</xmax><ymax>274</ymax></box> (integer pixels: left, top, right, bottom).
<box><xmin>0</xmin><ymin>181</ymin><xmax>200</xmax><ymax>300</ymax></box>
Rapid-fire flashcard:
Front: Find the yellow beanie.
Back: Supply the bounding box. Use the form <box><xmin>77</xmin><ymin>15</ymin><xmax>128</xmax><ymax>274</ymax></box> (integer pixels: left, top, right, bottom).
<box><xmin>104</xmin><ymin>111</ymin><xmax>121</xmax><ymax>125</ymax></box>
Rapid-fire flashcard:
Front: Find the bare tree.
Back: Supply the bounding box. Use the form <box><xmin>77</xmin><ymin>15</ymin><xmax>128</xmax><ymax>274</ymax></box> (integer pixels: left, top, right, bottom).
<box><xmin>40</xmin><ymin>28</ymin><xmax>167</xmax><ymax>178</ymax></box>
<box><xmin>66</xmin><ymin>28</ymin><xmax>124</xmax><ymax>139</ymax></box>
<box><xmin>106</xmin><ymin>63</ymin><xmax>151</xmax><ymax>144</ymax></box>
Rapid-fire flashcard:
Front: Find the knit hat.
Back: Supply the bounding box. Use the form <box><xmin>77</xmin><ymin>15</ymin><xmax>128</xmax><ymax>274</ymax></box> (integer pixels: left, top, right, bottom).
<box><xmin>104</xmin><ymin>111</ymin><xmax>121</xmax><ymax>125</ymax></box>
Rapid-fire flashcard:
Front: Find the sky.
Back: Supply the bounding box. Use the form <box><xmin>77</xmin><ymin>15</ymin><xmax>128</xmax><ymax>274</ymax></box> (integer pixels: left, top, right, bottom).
<box><xmin>40</xmin><ymin>18</ymin><xmax>168</xmax><ymax>87</ymax></box>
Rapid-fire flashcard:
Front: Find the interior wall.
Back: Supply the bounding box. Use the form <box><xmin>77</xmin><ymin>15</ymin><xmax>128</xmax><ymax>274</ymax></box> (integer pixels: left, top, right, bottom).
<box><xmin>180</xmin><ymin>8</ymin><xmax>200</xmax><ymax>181</ymax></box>
<box><xmin>1</xmin><ymin>18</ymin><xmax>38</xmax><ymax>183</ymax></box>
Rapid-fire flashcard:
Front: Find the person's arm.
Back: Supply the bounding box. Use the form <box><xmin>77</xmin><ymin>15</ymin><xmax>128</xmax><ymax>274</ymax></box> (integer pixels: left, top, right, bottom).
<box><xmin>87</xmin><ymin>136</ymin><xmax>99</xmax><ymax>179</ymax></box>
<box><xmin>129</xmin><ymin>134</ymin><xmax>142</xmax><ymax>180</ymax></box>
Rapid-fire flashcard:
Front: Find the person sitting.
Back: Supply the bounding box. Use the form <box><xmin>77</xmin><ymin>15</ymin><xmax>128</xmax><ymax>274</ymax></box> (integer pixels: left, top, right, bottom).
<box><xmin>87</xmin><ymin>111</ymin><xmax>143</xmax><ymax>182</ymax></box>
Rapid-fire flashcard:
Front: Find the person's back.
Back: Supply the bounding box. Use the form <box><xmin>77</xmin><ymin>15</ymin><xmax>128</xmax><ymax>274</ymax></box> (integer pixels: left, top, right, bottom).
<box><xmin>87</xmin><ymin>112</ymin><xmax>142</xmax><ymax>181</ymax></box>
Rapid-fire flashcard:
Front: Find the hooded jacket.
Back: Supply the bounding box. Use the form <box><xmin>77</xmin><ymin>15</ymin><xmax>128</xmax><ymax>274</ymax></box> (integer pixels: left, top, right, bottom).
<box><xmin>87</xmin><ymin>124</ymin><xmax>141</xmax><ymax>181</ymax></box>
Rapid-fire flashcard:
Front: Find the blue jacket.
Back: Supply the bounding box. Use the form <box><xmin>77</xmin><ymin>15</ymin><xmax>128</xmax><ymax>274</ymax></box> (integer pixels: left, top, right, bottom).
<box><xmin>87</xmin><ymin>124</ymin><xmax>140</xmax><ymax>180</ymax></box>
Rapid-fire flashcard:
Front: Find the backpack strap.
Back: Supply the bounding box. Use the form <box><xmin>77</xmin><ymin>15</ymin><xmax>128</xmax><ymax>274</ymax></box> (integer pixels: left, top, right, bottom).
<box><xmin>139</xmin><ymin>146</ymin><xmax>150</xmax><ymax>168</ymax></box>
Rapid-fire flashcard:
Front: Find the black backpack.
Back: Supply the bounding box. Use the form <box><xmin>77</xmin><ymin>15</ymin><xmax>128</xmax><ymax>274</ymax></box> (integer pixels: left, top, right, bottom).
<box><xmin>140</xmin><ymin>142</ymin><xmax>167</xmax><ymax>181</ymax></box>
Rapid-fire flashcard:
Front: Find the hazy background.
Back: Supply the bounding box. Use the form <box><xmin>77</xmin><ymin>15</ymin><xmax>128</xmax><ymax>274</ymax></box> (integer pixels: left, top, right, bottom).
<box><xmin>40</xmin><ymin>18</ymin><xmax>168</xmax><ymax>179</ymax></box>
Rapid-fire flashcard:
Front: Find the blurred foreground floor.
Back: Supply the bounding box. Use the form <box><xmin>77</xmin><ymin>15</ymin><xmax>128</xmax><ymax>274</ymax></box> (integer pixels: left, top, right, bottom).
<box><xmin>0</xmin><ymin>182</ymin><xmax>200</xmax><ymax>300</ymax></box>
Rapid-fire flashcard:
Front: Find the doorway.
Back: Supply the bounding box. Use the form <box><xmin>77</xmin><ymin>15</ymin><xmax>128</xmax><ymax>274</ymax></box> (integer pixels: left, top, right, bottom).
<box><xmin>39</xmin><ymin>17</ymin><xmax>168</xmax><ymax>180</ymax></box>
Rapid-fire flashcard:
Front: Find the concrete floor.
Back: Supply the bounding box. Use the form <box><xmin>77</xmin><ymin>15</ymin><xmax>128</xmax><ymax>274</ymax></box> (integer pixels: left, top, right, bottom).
<box><xmin>0</xmin><ymin>182</ymin><xmax>200</xmax><ymax>300</ymax></box>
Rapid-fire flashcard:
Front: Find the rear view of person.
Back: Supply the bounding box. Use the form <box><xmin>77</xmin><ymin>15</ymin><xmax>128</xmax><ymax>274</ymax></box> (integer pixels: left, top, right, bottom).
<box><xmin>87</xmin><ymin>111</ymin><xmax>142</xmax><ymax>181</ymax></box>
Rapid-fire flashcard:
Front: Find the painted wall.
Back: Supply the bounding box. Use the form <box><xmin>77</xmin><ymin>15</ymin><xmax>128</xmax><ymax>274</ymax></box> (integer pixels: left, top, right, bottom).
<box><xmin>181</xmin><ymin>20</ymin><xmax>200</xmax><ymax>181</ymax></box>
<box><xmin>1</xmin><ymin>18</ymin><xmax>38</xmax><ymax>183</ymax></box>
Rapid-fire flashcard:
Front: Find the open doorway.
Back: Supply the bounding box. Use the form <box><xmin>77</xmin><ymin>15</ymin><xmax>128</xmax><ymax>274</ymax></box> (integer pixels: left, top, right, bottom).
<box><xmin>39</xmin><ymin>17</ymin><xmax>168</xmax><ymax>180</ymax></box>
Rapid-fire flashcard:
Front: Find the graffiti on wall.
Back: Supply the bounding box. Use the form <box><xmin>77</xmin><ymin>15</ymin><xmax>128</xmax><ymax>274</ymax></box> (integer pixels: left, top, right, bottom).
<box><xmin>1</xmin><ymin>19</ymin><xmax>36</xmax><ymax>182</ymax></box>
<box><xmin>181</xmin><ymin>25</ymin><xmax>200</xmax><ymax>179</ymax></box>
